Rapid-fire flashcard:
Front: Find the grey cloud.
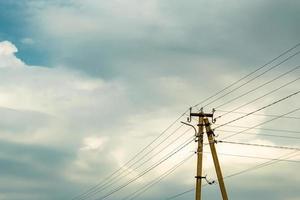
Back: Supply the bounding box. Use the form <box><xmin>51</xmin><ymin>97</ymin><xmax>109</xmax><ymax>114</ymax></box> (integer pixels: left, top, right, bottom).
<box><xmin>24</xmin><ymin>0</ymin><xmax>300</xmax><ymax>78</ymax></box>
<box><xmin>20</xmin><ymin>0</ymin><xmax>300</xmax><ymax>116</ymax></box>
<box><xmin>0</xmin><ymin>107</ymin><xmax>50</xmax><ymax>134</ymax></box>
<box><xmin>0</xmin><ymin>140</ymin><xmax>73</xmax><ymax>175</ymax></box>
<box><xmin>0</xmin><ymin>140</ymin><xmax>78</xmax><ymax>200</ymax></box>
<box><xmin>0</xmin><ymin>1</ymin><xmax>299</xmax><ymax>199</ymax></box>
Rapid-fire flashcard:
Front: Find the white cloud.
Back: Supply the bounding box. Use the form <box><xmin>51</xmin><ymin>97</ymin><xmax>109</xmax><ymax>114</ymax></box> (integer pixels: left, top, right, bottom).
<box><xmin>0</xmin><ymin>44</ymin><xmax>120</xmax><ymax>115</ymax></box>
<box><xmin>0</xmin><ymin>40</ymin><xmax>128</xmax><ymax>146</ymax></box>
<box><xmin>0</xmin><ymin>36</ymin><xmax>299</xmax><ymax>199</ymax></box>
<box><xmin>0</xmin><ymin>41</ymin><xmax>25</xmax><ymax>68</ymax></box>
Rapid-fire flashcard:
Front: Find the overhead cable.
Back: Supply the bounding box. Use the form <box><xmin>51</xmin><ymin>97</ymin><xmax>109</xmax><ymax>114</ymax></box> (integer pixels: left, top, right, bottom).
<box><xmin>192</xmin><ymin>43</ymin><xmax>300</xmax><ymax>108</ymax></box>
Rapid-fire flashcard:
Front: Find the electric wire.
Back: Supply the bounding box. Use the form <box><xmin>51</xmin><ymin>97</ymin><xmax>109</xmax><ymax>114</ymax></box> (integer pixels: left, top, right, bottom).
<box><xmin>203</xmin><ymin>151</ymin><xmax>300</xmax><ymax>163</ymax></box>
<box><xmin>217</xmin><ymin>129</ymin><xmax>300</xmax><ymax>140</ymax></box>
<box><xmin>164</xmin><ymin>188</ymin><xmax>195</xmax><ymax>200</ymax></box>
<box><xmin>214</xmin><ymin>91</ymin><xmax>300</xmax><ymax>130</ymax></box>
<box><xmin>72</xmin><ymin>43</ymin><xmax>300</xmax><ymax>200</ymax></box>
<box><xmin>218</xmin><ymin>140</ymin><xmax>300</xmax><ymax>151</ymax></box>
<box><xmin>217</xmin><ymin>108</ymin><xmax>300</xmax><ymax>140</ymax></box>
<box><xmin>93</xmin><ymin>136</ymin><xmax>195</xmax><ymax>200</ymax></box>
<box><xmin>224</xmin><ymin>151</ymin><xmax>299</xmax><ymax>179</ymax></box>
<box><xmin>72</xmin><ymin>112</ymin><xmax>189</xmax><ymax>200</ymax></box>
<box><xmin>216</xmin><ymin>110</ymin><xmax>300</xmax><ymax>120</ymax></box>
<box><xmin>77</xmin><ymin>125</ymin><xmax>184</xmax><ymax>199</ymax></box>
<box><xmin>217</xmin><ymin>124</ymin><xmax>300</xmax><ymax>134</ymax></box>
<box><xmin>202</xmin><ymin>50</ymin><xmax>300</xmax><ymax>108</ymax></box>
<box><xmin>214</xmin><ymin>77</ymin><xmax>300</xmax><ymax>120</ymax></box>
<box><xmin>163</xmin><ymin>151</ymin><xmax>299</xmax><ymax>200</ymax></box>
<box><xmin>82</xmin><ymin>127</ymin><xmax>193</xmax><ymax>200</ymax></box>
<box><xmin>72</xmin><ymin>110</ymin><xmax>188</xmax><ymax>200</ymax></box>
<box><xmin>78</xmin><ymin>85</ymin><xmax>299</xmax><ymax>198</ymax></box>
<box><xmin>214</xmin><ymin>65</ymin><xmax>300</xmax><ymax>109</ymax></box>
<box><xmin>122</xmin><ymin>153</ymin><xmax>194</xmax><ymax>200</ymax></box>
<box><xmin>192</xmin><ymin>43</ymin><xmax>300</xmax><ymax>108</ymax></box>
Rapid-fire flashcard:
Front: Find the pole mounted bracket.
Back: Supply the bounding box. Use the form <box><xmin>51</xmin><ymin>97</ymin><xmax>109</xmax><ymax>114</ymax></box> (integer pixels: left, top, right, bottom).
<box><xmin>211</xmin><ymin>108</ymin><xmax>217</xmax><ymax>124</ymax></box>
<box><xmin>195</xmin><ymin>175</ymin><xmax>216</xmax><ymax>185</ymax></box>
<box><xmin>188</xmin><ymin>107</ymin><xmax>214</xmax><ymax>122</ymax></box>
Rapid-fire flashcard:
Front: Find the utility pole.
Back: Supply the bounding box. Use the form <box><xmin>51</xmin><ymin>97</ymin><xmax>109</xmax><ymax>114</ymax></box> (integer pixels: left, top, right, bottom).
<box><xmin>204</xmin><ymin>118</ymin><xmax>228</xmax><ymax>200</ymax></box>
<box><xmin>185</xmin><ymin>108</ymin><xmax>228</xmax><ymax>200</ymax></box>
<box><xmin>195</xmin><ymin>115</ymin><xmax>204</xmax><ymax>200</ymax></box>
<box><xmin>187</xmin><ymin>108</ymin><xmax>214</xmax><ymax>200</ymax></box>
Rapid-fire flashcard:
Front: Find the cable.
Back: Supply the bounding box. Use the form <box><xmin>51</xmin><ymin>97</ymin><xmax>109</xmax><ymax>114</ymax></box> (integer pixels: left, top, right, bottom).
<box><xmin>224</xmin><ymin>151</ymin><xmax>299</xmax><ymax>179</ymax></box>
<box><xmin>202</xmin><ymin>50</ymin><xmax>300</xmax><ymax>108</ymax></box>
<box><xmin>217</xmin><ymin>129</ymin><xmax>300</xmax><ymax>140</ymax></box>
<box><xmin>214</xmin><ymin>65</ymin><xmax>300</xmax><ymax>109</ymax></box>
<box><xmin>78</xmin><ymin>125</ymin><xmax>185</xmax><ymax>199</ymax></box>
<box><xmin>218</xmin><ymin>140</ymin><xmax>300</xmax><ymax>151</ymax></box>
<box><xmin>192</xmin><ymin>42</ymin><xmax>300</xmax><ymax>108</ymax></box>
<box><xmin>93</xmin><ymin>136</ymin><xmax>195</xmax><ymax>200</ymax></box>
<box><xmin>203</xmin><ymin>151</ymin><xmax>300</xmax><ymax>163</ymax></box>
<box><xmin>214</xmin><ymin>91</ymin><xmax>300</xmax><ymax>130</ymax></box>
<box><xmin>123</xmin><ymin>153</ymin><xmax>194</xmax><ymax>200</ymax></box>
<box><xmin>72</xmin><ymin>111</ymin><xmax>188</xmax><ymax>200</ymax></box>
<box><xmin>164</xmin><ymin>188</ymin><xmax>195</xmax><ymax>200</ymax></box>
<box><xmin>73</xmin><ymin>43</ymin><xmax>300</xmax><ymax>199</ymax></box>
<box><xmin>82</xmin><ymin>127</ymin><xmax>192</xmax><ymax>200</ymax></box>
<box><xmin>215</xmin><ymin>77</ymin><xmax>300</xmax><ymax>120</ymax></box>
<box><xmin>218</xmin><ymin>108</ymin><xmax>300</xmax><ymax>140</ymax></box>
<box><xmin>72</xmin><ymin>43</ymin><xmax>300</xmax><ymax>200</ymax></box>
<box><xmin>163</xmin><ymin>151</ymin><xmax>299</xmax><ymax>200</ymax></box>
<box><xmin>216</xmin><ymin>124</ymin><xmax>300</xmax><ymax>134</ymax></box>
<box><xmin>215</xmin><ymin>110</ymin><xmax>300</xmax><ymax>120</ymax></box>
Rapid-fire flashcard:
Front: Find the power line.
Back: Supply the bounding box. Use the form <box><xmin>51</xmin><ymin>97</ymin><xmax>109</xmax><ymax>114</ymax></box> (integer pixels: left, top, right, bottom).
<box><xmin>161</xmin><ymin>108</ymin><xmax>300</xmax><ymax>200</ymax></box>
<box><xmin>217</xmin><ymin>108</ymin><xmax>300</xmax><ymax>140</ymax></box>
<box><xmin>217</xmin><ymin>129</ymin><xmax>300</xmax><ymax>140</ymax></box>
<box><xmin>71</xmin><ymin>42</ymin><xmax>300</xmax><ymax>200</ymax></box>
<box><xmin>93</xmin><ymin>136</ymin><xmax>195</xmax><ymax>200</ymax></box>
<box><xmin>218</xmin><ymin>140</ymin><xmax>300</xmax><ymax>151</ymax></box>
<box><xmin>72</xmin><ymin>112</ymin><xmax>188</xmax><ymax>200</ymax></box>
<box><xmin>214</xmin><ymin>65</ymin><xmax>300</xmax><ymax>109</ymax></box>
<box><xmin>161</xmin><ymin>44</ymin><xmax>300</xmax><ymax>200</ymax></box>
<box><xmin>203</xmin><ymin>151</ymin><xmax>300</xmax><ymax>163</ymax></box>
<box><xmin>202</xmin><ymin>50</ymin><xmax>300</xmax><ymax>108</ymax></box>
<box><xmin>224</xmin><ymin>151</ymin><xmax>299</xmax><ymax>179</ymax></box>
<box><xmin>81</xmin><ymin>127</ymin><xmax>193</xmax><ymax>200</ymax></box>
<box><xmin>216</xmin><ymin>124</ymin><xmax>300</xmax><ymax>134</ymax></box>
<box><xmin>214</xmin><ymin>91</ymin><xmax>300</xmax><ymax>130</ymax></box>
<box><xmin>215</xmin><ymin>110</ymin><xmax>300</xmax><ymax>120</ymax></box>
<box><xmin>165</xmin><ymin>188</ymin><xmax>195</xmax><ymax>200</ymax></box>
<box><xmin>163</xmin><ymin>151</ymin><xmax>299</xmax><ymax>200</ymax></box>
<box><xmin>123</xmin><ymin>153</ymin><xmax>194</xmax><ymax>200</ymax></box>
<box><xmin>214</xmin><ymin>77</ymin><xmax>300</xmax><ymax>120</ymax></box>
<box><xmin>192</xmin><ymin>43</ymin><xmax>300</xmax><ymax>108</ymax></box>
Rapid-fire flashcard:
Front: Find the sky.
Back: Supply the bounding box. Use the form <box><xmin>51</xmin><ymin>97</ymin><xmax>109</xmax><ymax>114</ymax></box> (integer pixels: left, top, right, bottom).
<box><xmin>0</xmin><ymin>0</ymin><xmax>300</xmax><ymax>200</ymax></box>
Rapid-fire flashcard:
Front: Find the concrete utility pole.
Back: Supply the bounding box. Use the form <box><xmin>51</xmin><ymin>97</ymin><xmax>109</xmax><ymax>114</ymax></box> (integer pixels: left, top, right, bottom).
<box><xmin>186</xmin><ymin>108</ymin><xmax>228</xmax><ymax>200</ymax></box>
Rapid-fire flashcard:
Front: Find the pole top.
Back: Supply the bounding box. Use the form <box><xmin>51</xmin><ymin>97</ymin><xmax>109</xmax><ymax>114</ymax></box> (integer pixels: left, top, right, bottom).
<box><xmin>187</xmin><ymin>107</ymin><xmax>215</xmax><ymax>122</ymax></box>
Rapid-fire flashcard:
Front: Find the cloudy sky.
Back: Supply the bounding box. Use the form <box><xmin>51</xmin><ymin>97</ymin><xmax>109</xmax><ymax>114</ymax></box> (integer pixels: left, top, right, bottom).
<box><xmin>0</xmin><ymin>0</ymin><xmax>300</xmax><ymax>200</ymax></box>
